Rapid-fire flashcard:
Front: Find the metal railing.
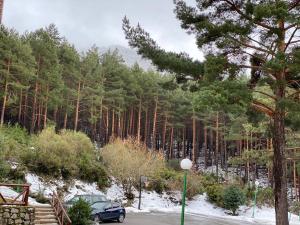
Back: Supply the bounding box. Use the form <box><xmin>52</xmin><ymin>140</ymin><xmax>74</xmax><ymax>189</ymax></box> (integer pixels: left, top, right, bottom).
<box><xmin>0</xmin><ymin>183</ymin><xmax>30</xmax><ymax>206</ymax></box>
<box><xmin>51</xmin><ymin>192</ymin><xmax>72</xmax><ymax>225</ymax></box>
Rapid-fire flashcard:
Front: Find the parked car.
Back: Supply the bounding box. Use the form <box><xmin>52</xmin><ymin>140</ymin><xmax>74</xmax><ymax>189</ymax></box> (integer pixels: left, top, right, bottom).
<box><xmin>64</xmin><ymin>194</ymin><xmax>126</xmax><ymax>223</ymax></box>
<box><xmin>91</xmin><ymin>200</ymin><xmax>126</xmax><ymax>223</ymax></box>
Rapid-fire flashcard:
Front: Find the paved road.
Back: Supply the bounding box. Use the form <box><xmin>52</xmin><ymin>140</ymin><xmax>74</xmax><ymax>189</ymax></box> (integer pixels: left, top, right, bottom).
<box><xmin>101</xmin><ymin>212</ymin><xmax>263</xmax><ymax>225</ymax></box>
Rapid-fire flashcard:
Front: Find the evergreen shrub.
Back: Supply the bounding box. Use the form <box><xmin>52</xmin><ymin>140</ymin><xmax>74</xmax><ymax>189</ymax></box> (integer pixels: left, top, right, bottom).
<box><xmin>223</xmin><ymin>186</ymin><xmax>246</xmax><ymax>215</ymax></box>
<box><xmin>68</xmin><ymin>198</ymin><xmax>92</xmax><ymax>225</ymax></box>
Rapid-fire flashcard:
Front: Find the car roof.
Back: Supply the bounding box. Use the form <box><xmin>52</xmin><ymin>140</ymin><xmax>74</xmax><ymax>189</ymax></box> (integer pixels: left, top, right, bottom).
<box><xmin>74</xmin><ymin>194</ymin><xmax>106</xmax><ymax>197</ymax></box>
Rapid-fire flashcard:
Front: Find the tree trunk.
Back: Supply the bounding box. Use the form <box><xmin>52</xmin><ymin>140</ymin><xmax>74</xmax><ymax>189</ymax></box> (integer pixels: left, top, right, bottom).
<box><xmin>74</xmin><ymin>81</ymin><xmax>81</xmax><ymax>131</ymax></box>
<box><xmin>152</xmin><ymin>97</ymin><xmax>158</xmax><ymax>149</ymax></box>
<box><xmin>169</xmin><ymin>126</ymin><xmax>174</xmax><ymax>159</ymax></box>
<box><xmin>53</xmin><ymin>106</ymin><xmax>58</xmax><ymax>124</ymax></box>
<box><xmin>144</xmin><ymin>108</ymin><xmax>148</xmax><ymax>146</ymax></box>
<box><xmin>43</xmin><ymin>85</ymin><xmax>49</xmax><ymax>128</ymax></box>
<box><xmin>118</xmin><ymin>110</ymin><xmax>122</xmax><ymax>137</ymax></box>
<box><xmin>204</xmin><ymin>126</ymin><xmax>207</xmax><ymax>169</ymax></box>
<box><xmin>106</xmin><ymin>108</ymin><xmax>109</xmax><ymax>142</ymax></box>
<box><xmin>129</xmin><ymin>107</ymin><xmax>134</xmax><ymax>135</ymax></box>
<box><xmin>137</xmin><ymin>98</ymin><xmax>142</xmax><ymax>141</ymax></box>
<box><xmin>272</xmin><ymin>19</ymin><xmax>288</xmax><ymax>225</ymax></box>
<box><xmin>63</xmin><ymin>111</ymin><xmax>68</xmax><ymax>129</ymax></box>
<box><xmin>111</xmin><ymin>108</ymin><xmax>115</xmax><ymax>136</ymax></box>
<box><xmin>0</xmin><ymin>80</ymin><xmax>8</xmax><ymax>127</ymax></box>
<box><xmin>216</xmin><ymin>112</ymin><xmax>219</xmax><ymax>180</ymax></box>
<box><xmin>18</xmin><ymin>89</ymin><xmax>23</xmax><ymax>123</ymax></box>
<box><xmin>37</xmin><ymin>100</ymin><xmax>42</xmax><ymax>131</ymax></box>
<box><xmin>162</xmin><ymin>115</ymin><xmax>168</xmax><ymax>151</ymax></box>
<box><xmin>182</xmin><ymin>127</ymin><xmax>186</xmax><ymax>158</ymax></box>
<box><xmin>192</xmin><ymin>110</ymin><xmax>197</xmax><ymax>164</ymax></box>
<box><xmin>273</xmin><ymin>84</ymin><xmax>288</xmax><ymax>225</ymax></box>
<box><xmin>30</xmin><ymin>81</ymin><xmax>38</xmax><ymax>133</ymax></box>
<box><xmin>23</xmin><ymin>92</ymin><xmax>28</xmax><ymax>126</ymax></box>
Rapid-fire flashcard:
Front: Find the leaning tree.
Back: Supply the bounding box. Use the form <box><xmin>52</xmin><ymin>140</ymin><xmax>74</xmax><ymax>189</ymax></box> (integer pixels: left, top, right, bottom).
<box><xmin>122</xmin><ymin>1</ymin><xmax>300</xmax><ymax>224</ymax></box>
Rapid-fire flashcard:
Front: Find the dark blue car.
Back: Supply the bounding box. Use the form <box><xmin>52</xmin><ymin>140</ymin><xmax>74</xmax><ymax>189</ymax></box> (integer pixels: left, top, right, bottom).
<box><xmin>91</xmin><ymin>200</ymin><xmax>126</xmax><ymax>223</ymax></box>
<box><xmin>65</xmin><ymin>195</ymin><xmax>126</xmax><ymax>223</ymax></box>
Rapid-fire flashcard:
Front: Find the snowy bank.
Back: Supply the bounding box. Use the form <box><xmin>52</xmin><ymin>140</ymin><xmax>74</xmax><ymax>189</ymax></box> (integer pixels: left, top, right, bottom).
<box><xmin>22</xmin><ymin>173</ymin><xmax>300</xmax><ymax>225</ymax></box>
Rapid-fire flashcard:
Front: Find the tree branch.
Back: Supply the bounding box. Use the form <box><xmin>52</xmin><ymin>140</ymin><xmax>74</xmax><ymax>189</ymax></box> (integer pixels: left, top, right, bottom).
<box><xmin>285</xmin><ymin>26</ymin><xmax>299</xmax><ymax>51</ymax></box>
<box><xmin>223</xmin><ymin>0</ymin><xmax>274</xmax><ymax>30</ymax></box>
<box><xmin>253</xmin><ymin>91</ymin><xmax>276</xmax><ymax>100</ymax></box>
<box><xmin>251</xmin><ymin>100</ymin><xmax>274</xmax><ymax>117</ymax></box>
<box><xmin>289</xmin><ymin>0</ymin><xmax>300</xmax><ymax>11</ymax></box>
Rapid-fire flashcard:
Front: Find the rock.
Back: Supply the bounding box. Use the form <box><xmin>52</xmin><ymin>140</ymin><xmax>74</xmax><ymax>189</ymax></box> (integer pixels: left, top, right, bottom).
<box><xmin>24</xmin><ymin>213</ymin><xmax>30</xmax><ymax>220</ymax></box>
<box><xmin>15</xmin><ymin>219</ymin><xmax>23</xmax><ymax>224</ymax></box>
<box><xmin>3</xmin><ymin>212</ymin><xmax>10</xmax><ymax>218</ymax></box>
<box><xmin>11</xmin><ymin>208</ymin><xmax>19</xmax><ymax>214</ymax></box>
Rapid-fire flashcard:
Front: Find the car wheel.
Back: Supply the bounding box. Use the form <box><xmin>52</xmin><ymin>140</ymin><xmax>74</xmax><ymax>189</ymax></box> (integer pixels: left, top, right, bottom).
<box><xmin>118</xmin><ymin>214</ymin><xmax>125</xmax><ymax>223</ymax></box>
<box><xmin>93</xmin><ymin>215</ymin><xmax>102</xmax><ymax>224</ymax></box>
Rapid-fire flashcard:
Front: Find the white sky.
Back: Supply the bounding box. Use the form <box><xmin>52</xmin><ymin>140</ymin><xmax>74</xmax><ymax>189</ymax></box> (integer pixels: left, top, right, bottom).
<box><xmin>3</xmin><ymin>0</ymin><xmax>204</xmax><ymax>61</ymax></box>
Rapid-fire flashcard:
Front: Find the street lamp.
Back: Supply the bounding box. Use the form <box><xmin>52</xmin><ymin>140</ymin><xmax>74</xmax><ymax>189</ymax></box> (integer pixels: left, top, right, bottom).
<box><xmin>138</xmin><ymin>175</ymin><xmax>147</xmax><ymax>210</ymax></box>
<box><xmin>180</xmin><ymin>158</ymin><xmax>193</xmax><ymax>225</ymax></box>
<box><xmin>252</xmin><ymin>180</ymin><xmax>259</xmax><ymax>218</ymax></box>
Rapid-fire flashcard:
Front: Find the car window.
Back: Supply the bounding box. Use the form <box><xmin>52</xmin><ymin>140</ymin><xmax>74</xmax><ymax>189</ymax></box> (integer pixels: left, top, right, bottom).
<box><xmin>69</xmin><ymin>196</ymin><xmax>79</xmax><ymax>204</ymax></box>
<box><xmin>91</xmin><ymin>201</ymin><xmax>111</xmax><ymax>212</ymax></box>
<box><xmin>93</xmin><ymin>195</ymin><xmax>107</xmax><ymax>202</ymax></box>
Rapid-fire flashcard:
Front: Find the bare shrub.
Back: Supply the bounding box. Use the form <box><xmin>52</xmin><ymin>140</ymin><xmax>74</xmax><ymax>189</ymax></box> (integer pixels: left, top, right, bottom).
<box><xmin>101</xmin><ymin>138</ymin><xmax>165</xmax><ymax>197</ymax></box>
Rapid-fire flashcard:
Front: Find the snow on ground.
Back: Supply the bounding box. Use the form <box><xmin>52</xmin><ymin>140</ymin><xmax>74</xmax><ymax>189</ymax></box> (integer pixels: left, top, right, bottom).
<box><xmin>22</xmin><ymin>173</ymin><xmax>300</xmax><ymax>225</ymax></box>
<box><xmin>25</xmin><ymin>173</ymin><xmax>125</xmax><ymax>203</ymax></box>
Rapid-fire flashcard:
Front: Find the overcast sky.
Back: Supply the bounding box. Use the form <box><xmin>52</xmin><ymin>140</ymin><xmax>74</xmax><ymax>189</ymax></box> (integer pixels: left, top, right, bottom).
<box><xmin>4</xmin><ymin>0</ymin><xmax>204</xmax><ymax>60</ymax></box>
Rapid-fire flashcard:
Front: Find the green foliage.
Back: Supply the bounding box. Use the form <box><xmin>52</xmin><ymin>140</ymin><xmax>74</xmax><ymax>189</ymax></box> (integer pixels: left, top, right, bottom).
<box><xmin>206</xmin><ymin>184</ymin><xmax>224</xmax><ymax>207</ymax></box>
<box><xmin>0</xmin><ymin>124</ymin><xmax>30</xmax><ymax>160</ymax></box>
<box><xmin>223</xmin><ymin>186</ymin><xmax>246</xmax><ymax>215</ymax></box>
<box><xmin>122</xmin><ymin>17</ymin><xmax>204</xmax><ymax>80</ymax></box>
<box><xmin>68</xmin><ymin>199</ymin><xmax>92</xmax><ymax>225</ymax></box>
<box><xmin>21</xmin><ymin>127</ymin><xmax>109</xmax><ymax>185</ymax></box>
<box><xmin>290</xmin><ymin>201</ymin><xmax>300</xmax><ymax>215</ymax></box>
<box><xmin>0</xmin><ymin>160</ymin><xmax>10</xmax><ymax>182</ymax></box>
<box><xmin>256</xmin><ymin>187</ymin><xmax>274</xmax><ymax>207</ymax></box>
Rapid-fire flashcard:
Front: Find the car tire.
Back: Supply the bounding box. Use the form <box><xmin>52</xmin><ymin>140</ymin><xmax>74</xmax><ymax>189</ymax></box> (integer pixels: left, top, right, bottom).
<box><xmin>93</xmin><ymin>215</ymin><xmax>102</xmax><ymax>224</ymax></box>
<box><xmin>118</xmin><ymin>214</ymin><xmax>125</xmax><ymax>223</ymax></box>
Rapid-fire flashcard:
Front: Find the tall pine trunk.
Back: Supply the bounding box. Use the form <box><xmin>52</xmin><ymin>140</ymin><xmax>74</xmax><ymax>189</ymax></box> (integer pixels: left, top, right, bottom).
<box><xmin>204</xmin><ymin>126</ymin><xmax>207</xmax><ymax>169</ymax></box>
<box><xmin>162</xmin><ymin>115</ymin><xmax>168</xmax><ymax>151</ymax></box>
<box><xmin>0</xmin><ymin>79</ymin><xmax>8</xmax><ymax>127</ymax></box>
<box><xmin>63</xmin><ymin>111</ymin><xmax>68</xmax><ymax>129</ymax></box>
<box><xmin>74</xmin><ymin>81</ymin><xmax>81</xmax><ymax>131</ymax></box>
<box><xmin>18</xmin><ymin>89</ymin><xmax>23</xmax><ymax>123</ymax></box>
<box><xmin>272</xmin><ymin>19</ymin><xmax>288</xmax><ymax>225</ymax></box>
<box><xmin>144</xmin><ymin>108</ymin><xmax>148</xmax><ymax>146</ymax></box>
<box><xmin>215</xmin><ymin>112</ymin><xmax>219</xmax><ymax>180</ymax></box>
<box><xmin>43</xmin><ymin>85</ymin><xmax>49</xmax><ymax>128</ymax></box>
<box><xmin>137</xmin><ymin>98</ymin><xmax>142</xmax><ymax>141</ymax></box>
<box><xmin>192</xmin><ymin>110</ymin><xmax>197</xmax><ymax>164</ymax></box>
<box><xmin>30</xmin><ymin>81</ymin><xmax>38</xmax><ymax>133</ymax></box>
<box><xmin>152</xmin><ymin>97</ymin><xmax>158</xmax><ymax>149</ymax></box>
<box><xmin>169</xmin><ymin>126</ymin><xmax>174</xmax><ymax>159</ymax></box>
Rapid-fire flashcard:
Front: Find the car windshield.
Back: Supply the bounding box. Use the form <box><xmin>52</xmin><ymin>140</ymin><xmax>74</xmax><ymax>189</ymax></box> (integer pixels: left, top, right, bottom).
<box><xmin>68</xmin><ymin>195</ymin><xmax>108</xmax><ymax>205</ymax></box>
<box><xmin>91</xmin><ymin>201</ymin><xmax>111</xmax><ymax>213</ymax></box>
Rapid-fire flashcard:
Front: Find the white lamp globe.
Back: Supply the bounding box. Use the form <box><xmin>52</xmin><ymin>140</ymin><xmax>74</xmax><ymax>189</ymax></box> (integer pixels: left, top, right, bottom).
<box><xmin>180</xmin><ymin>158</ymin><xmax>193</xmax><ymax>170</ymax></box>
<box><xmin>255</xmin><ymin>181</ymin><xmax>259</xmax><ymax>187</ymax></box>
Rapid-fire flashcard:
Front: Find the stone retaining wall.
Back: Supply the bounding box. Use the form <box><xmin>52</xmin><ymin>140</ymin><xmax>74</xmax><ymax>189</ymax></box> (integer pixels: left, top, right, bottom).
<box><xmin>0</xmin><ymin>206</ymin><xmax>35</xmax><ymax>225</ymax></box>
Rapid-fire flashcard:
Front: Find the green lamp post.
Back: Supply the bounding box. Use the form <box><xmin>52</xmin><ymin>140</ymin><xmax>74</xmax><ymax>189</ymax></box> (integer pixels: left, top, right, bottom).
<box><xmin>252</xmin><ymin>180</ymin><xmax>259</xmax><ymax>218</ymax></box>
<box><xmin>180</xmin><ymin>158</ymin><xmax>193</xmax><ymax>225</ymax></box>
